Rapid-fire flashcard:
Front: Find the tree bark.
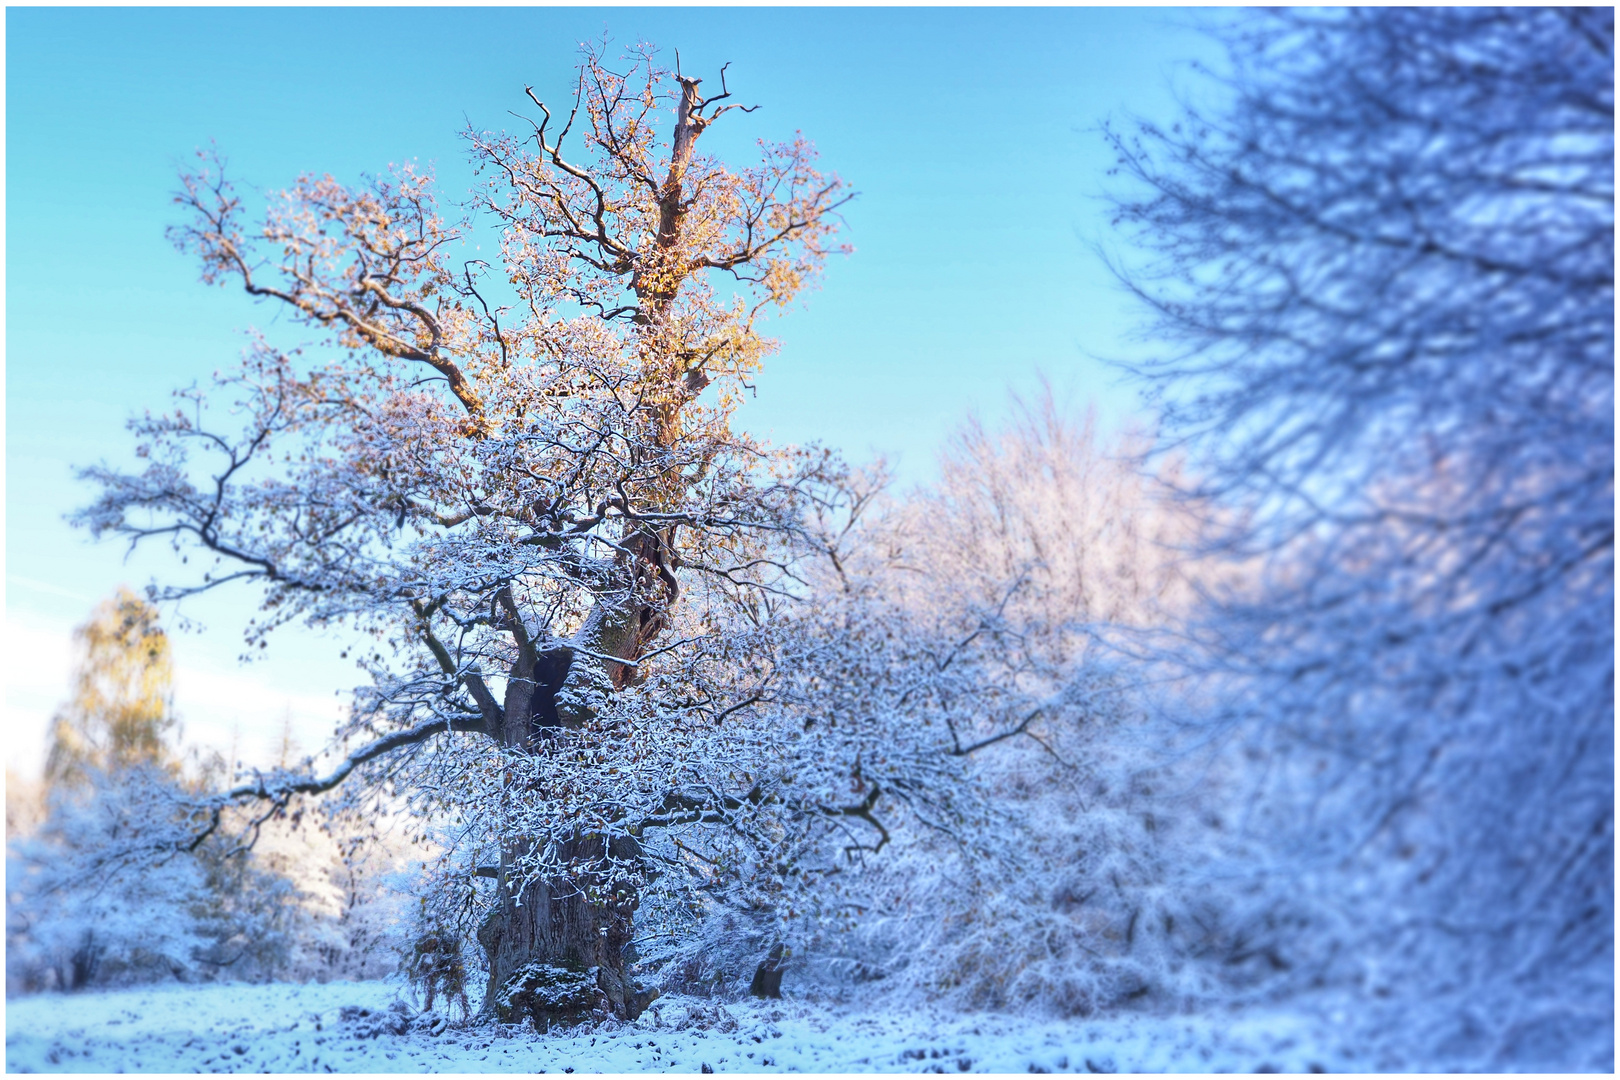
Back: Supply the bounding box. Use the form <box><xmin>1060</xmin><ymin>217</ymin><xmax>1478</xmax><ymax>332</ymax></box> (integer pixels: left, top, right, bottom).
<box><xmin>475</xmin><ymin>537</ymin><xmax>675</xmax><ymax>1025</ymax></box>
<box><xmin>477</xmin><ymin>832</ymin><xmax>655</xmax><ymax>1025</ymax></box>
<box><xmin>476</xmin><ymin>64</ymin><xmax>694</xmax><ymax>1003</ymax></box>
<box><xmin>748</xmin><ymin>943</ymin><xmax>788</xmax><ymax>999</ymax></box>
<box><xmin>552</xmin><ymin>529</ymin><xmax>677</xmax><ymax>726</ymax></box>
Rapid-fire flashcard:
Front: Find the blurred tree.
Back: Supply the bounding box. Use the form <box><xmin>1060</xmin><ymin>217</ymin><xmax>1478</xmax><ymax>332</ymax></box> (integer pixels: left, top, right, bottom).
<box><xmin>5</xmin><ymin>769</ymin><xmax>45</xmax><ymax>841</ymax></box>
<box><xmin>1106</xmin><ymin>7</ymin><xmax>1612</xmax><ymax>1067</ymax></box>
<box><xmin>45</xmin><ymin>587</ymin><xmax>179</xmax><ymax>785</ymax></box>
<box><xmin>9</xmin><ymin>590</ymin><xmax>306</xmax><ymax>992</ymax></box>
<box><xmin>777</xmin><ymin>394</ymin><xmax>1216</xmax><ymax>1015</ymax></box>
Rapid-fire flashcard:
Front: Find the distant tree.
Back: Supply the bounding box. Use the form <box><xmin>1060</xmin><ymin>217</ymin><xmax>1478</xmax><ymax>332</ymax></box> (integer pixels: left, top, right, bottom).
<box><xmin>7</xmin><ymin>765</ymin><xmax>215</xmax><ymax>991</ymax></box>
<box><xmin>8</xmin><ymin>592</ymin><xmax>304</xmax><ymax>991</ymax></box>
<box><xmin>5</xmin><ymin>770</ymin><xmax>46</xmax><ymax>842</ymax></box>
<box><xmin>10</xmin><ymin>589</ymin><xmax>192</xmax><ymax>989</ymax></box>
<box><xmin>45</xmin><ymin>587</ymin><xmax>179</xmax><ymax>785</ymax></box>
<box><xmin>792</xmin><ymin>395</ymin><xmax>1217</xmax><ymax>1014</ymax></box>
<box><xmin>1106</xmin><ymin>8</ymin><xmax>1612</xmax><ymax>1064</ymax></box>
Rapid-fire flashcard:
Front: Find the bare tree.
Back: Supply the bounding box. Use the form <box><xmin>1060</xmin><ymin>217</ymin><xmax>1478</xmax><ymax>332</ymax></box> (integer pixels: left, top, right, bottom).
<box><xmin>78</xmin><ymin>42</ymin><xmax>853</xmax><ymax>1020</ymax></box>
<box><xmin>1105</xmin><ymin>8</ymin><xmax>1612</xmax><ymax>1065</ymax></box>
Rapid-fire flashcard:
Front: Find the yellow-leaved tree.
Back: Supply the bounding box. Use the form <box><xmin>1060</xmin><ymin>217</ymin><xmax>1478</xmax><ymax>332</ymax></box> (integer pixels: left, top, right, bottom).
<box><xmin>45</xmin><ymin>587</ymin><xmax>179</xmax><ymax>786</ymax></box>
<box><xmin>9</xmin><ymin>590</ymin><xmax>306</xmax><ymax>992</ymax></box>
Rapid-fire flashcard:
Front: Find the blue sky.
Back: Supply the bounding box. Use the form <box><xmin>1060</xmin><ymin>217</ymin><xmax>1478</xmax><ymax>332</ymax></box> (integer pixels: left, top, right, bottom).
<box><xmin>6</xmin><ymin>7</ymin><xmax>1222</xmax><ymax>773</ymax></box>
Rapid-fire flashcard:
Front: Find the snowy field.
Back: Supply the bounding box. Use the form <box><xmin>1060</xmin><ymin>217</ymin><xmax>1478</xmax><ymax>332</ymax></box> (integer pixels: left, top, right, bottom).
<box><xmin>4</xmin><ymin>979</ymin><xmax>1365</xmax><ymax>1073</ymax></box>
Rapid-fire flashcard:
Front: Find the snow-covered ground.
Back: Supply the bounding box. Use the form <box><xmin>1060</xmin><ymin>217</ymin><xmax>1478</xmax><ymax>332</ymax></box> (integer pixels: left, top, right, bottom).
<box><xmin>3</xmin><ymin>979</ymin><xmax>1369</xmax><ymax>1073</ymax></box>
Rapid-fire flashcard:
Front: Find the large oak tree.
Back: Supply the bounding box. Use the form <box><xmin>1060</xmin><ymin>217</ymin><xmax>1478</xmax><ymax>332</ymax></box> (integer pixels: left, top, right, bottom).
<box><xmin>81</xmin><ymin>43</ymin><xmax>854</xmax><ymax>1019</ymax></box>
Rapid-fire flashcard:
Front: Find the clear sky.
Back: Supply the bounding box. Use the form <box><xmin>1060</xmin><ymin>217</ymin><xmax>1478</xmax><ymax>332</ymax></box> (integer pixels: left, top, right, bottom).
<box><xmin>6</xmin><ymin>7</ymin><xmax>1223</xmax><ymax>776</ymax></box>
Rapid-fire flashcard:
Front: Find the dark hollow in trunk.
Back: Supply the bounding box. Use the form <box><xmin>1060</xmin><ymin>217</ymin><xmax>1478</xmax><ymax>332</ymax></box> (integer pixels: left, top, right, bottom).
<box><xmin>528</xmin><ymin>648</ymin><xmax>574</xmax><ymax>735</ymax></box>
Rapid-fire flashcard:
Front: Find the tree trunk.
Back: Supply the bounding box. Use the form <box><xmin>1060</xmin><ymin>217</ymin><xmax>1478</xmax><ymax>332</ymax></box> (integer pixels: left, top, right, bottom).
<box><xmin>477</xmin><ymin>833</ymin><xmax>655</xmax><ymax>1026</ymax></box>
<box><xmin>749</xmin><ymin>943</ymin><xmax>788</xmax><ymax>998</ymax></box>
<box><xmin>552</xmin><ymin>530</ymin><xmax>677</xmax><ymax>727</ymax></box>
<box><xmin>67</xmin><ymin>932</ymin><xmax>103</xmax><ymax>991</ymax></box>
<box><xmin>476</xmin><ymin>534</ymin><xmax>675</xmax><ymax>1026</ymax></box>
<box><xmin>477</xmin><ymin>638</ymin><xmax>658</xmax><ymax>1026</ymax></box>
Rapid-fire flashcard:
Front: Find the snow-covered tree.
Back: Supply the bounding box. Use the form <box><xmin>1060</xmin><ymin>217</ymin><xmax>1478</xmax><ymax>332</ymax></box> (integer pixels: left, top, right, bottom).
<box><xmin>76</xmin><ymin>42</ymin><xmax>1192</xmax><ymax>1019</ymax></box>
<box><xmin>594</xmin><ymin>392</ymin><xmax>1213</xmax><ymax>1013</ymax></box>
<box><xmin>9</xmin><ymin>591</ymin><xmax>198</xmax><ymax>990</ymax></box>
<box><xmin>75</xmin><ymin>41</ymin><xmax>878</xmax><ymax>1021</ymax></box>
<box><xmin>788</xmin><ymin>397</ymin><xmax>1221</xmax><ymax>1015</ymax></box>
<box><xmin>1105</xmin><ymin>8</ymin><xmax>1612</xmax><ymax>1065</ymax></box>
<box><xmin>8</xmin><ymin>592</ymin><xmax>309</xmax><ymax>991</ymax></box>
<box><xmin>7</xmin><ymin>765</ymin><xmax>216</xmax><ymax>991</ymax></box>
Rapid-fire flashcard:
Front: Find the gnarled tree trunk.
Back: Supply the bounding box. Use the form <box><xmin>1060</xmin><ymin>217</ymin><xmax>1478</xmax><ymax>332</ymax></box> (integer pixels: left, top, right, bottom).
<box><xmin>464</xmin><ymin>67</ymin><xmax>739</xmax><ymax>1028</ymax></box>
<box><xmin>477</xmin><ymin>833</ymin><xmax>654</xmax><ymax>1026</ymax></box>
<box><xmin>476</xmin><ymin>534</ymin><xmax>675</xmax><ymax>1025</ymax></box>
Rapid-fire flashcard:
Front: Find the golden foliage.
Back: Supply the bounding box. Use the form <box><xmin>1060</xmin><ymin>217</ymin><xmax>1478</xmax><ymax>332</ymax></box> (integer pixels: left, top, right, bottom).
<box><xmin>44</xmin><ymin>588</ymin><xmax>179</xmax><ymax>786</ymax></box>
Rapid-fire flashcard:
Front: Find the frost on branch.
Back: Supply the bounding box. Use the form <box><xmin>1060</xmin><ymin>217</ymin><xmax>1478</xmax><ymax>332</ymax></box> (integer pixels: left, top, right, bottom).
<box><xmin>787</xmin><ymin>399</ymin><xmax>1221</xmax><ymax>1014</ymax></box>
<box><xmin>1105</xmin><ymin>8</ymin><xmax>1612</xmax><ymax>1065</ymax></box>
<box><xmin>618</xmin><ymin>396</ymin><xmax>1224</xmax><ymax>1014</ymax></box>
<box><xmin>72</xmin><ymin>40</ymin><xmax>858</xmax><ymax>1020</ymax></box>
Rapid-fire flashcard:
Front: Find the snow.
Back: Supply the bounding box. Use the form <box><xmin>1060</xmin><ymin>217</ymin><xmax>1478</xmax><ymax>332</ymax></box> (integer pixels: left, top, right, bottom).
<box><xmin>5</xmin><ymin>980</ymin><xmax>1354</xmax><ymax>1073</ymax></box>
